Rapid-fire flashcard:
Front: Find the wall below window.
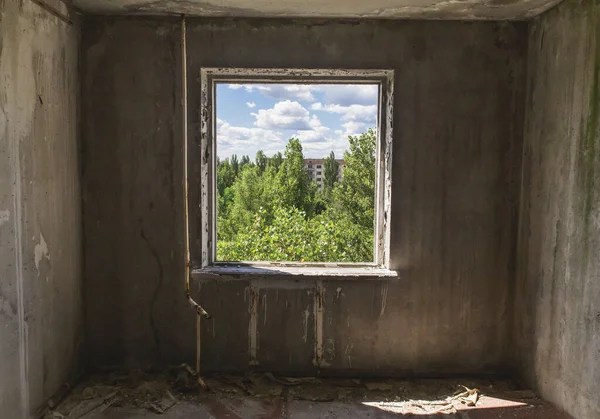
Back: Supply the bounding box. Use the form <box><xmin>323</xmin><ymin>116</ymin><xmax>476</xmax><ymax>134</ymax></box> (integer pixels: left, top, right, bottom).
<box><xmin>82</xmin><ymin>17</ymin><xmax>526</xmax><ymax>375</ymax></box>
<box><xmin>0</xmin><ymin>1</ymin><xmax>82</xmax><ymax>417</ymax></box>
<box><xmin>515</xmin><ymin>0</ymin><xmax>600</xmax><ymax>418</ymax></box>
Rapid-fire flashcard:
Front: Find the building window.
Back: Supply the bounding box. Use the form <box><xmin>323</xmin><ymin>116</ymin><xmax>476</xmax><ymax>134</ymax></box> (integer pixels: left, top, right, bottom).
<box><xmin>198</xmin><ymin>68</ymin><xmax>394</xmax><ymax>269</ymax></box>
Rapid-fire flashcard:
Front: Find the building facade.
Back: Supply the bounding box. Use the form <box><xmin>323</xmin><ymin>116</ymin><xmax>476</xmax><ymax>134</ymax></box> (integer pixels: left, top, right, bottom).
<box><xmin>304</xmin><ymin>158</ymin><xmax>345</xmax><ymax>189</ymax></box>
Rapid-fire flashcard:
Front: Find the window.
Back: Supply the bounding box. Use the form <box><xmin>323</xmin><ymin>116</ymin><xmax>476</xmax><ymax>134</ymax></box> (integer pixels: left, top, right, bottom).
<box><xmin>199</xmin><ymin>68</ymin><xmax>394</xmax><ymax>269</ymax></box>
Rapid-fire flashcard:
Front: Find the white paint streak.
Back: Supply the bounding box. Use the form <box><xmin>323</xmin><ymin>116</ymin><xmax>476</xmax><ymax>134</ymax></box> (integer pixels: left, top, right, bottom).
<box><xmin>0</xmin><ymin>105</ymin><xmax>6</xmax><ymax>136</ymax></box>
<box><xmin>345</xmin><ymin>344</ymin><xmax>354</xmax><ymax>368</ymax></box>
<box><xmin>0</xmin><ymin>210</ymin><xmax>9</xmax><ymax>227</ymax></box>
<box><xmin>380</xmin><ymin>282</ymin><xmax>388</xmax><ymax>316</ymax></box>
<box><xmin>262</xmin><ymin>294</ymin><xmax>267</xmax><ymax>326</ymax></box>
<box><xmin>326</xmin><ymin>338</ymin><xmax>336</xmax><ymax>361</ymax></box>
<box><xmin>302</xmin><ymin>307</ymin><xmax>310</xmax><ymax>343</ymax></box>
<box><xmin>336</xmin><ymin>287</ymin><xmax>342</xmax><ymax>299</ymax></box>
<box><xmin>313</xmin><ymin>281</ymin><xmax>327</xmax><ymax>367</ymax></box>
<box><xmin>248</xmin><ymin>285</ymin><xmax>259</xmax><ymax>365</ymax></box>
<box><xmin>34</xmin><ymin>232</ymin><xmax>51</xmax><ymax>277</ymax></box>
<box><xmin>7</xmin><ymin>56</ymin><xmax>30</xmax><ymax>419</ymax></box>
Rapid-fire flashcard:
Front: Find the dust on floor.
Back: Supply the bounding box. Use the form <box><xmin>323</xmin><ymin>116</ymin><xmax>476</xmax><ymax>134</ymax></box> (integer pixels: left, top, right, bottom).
<box><xmin>44</xmin><ymin>369</ymin><xmax>572</xmax><ymax>418</ymax></box>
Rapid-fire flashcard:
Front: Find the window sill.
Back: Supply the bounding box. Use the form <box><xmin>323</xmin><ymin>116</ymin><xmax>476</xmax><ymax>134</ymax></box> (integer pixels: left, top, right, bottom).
<box><xmin>192</xmin><ymin>264</ymin><xmax>398</xmax><ymax>279</ymax></box>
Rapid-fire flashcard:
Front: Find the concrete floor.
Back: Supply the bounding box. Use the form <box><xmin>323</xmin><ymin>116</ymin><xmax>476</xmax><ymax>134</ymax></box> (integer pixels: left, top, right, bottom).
<box><xmin>47</xmin><ymin>373</ymin><xmax>573</xmax><ymax>418</ymax></box>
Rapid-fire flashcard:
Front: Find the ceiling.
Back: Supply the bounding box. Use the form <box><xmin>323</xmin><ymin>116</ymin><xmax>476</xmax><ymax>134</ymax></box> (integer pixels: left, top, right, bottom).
<box><xmin>73</xmin><ymin>0</ymin><xmax>562</xmax><ymax>20</ymax></box>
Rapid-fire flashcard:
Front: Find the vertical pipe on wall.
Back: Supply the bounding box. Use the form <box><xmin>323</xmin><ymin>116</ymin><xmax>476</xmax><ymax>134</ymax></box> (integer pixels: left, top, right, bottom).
<box><xmin>196</xmin><ymin>313</ymin><xmax>201</xmax><ymax>373</ymax></box>
<box><xmin>181</xmin><ymin>14</ymin><xmax>210</xmax><ymax>386</ymax></box>
<box><xmin>181</xmin><ymin>15</ymin><xmax>209</xmax><ymax>319</ymax></box>
<box><xmin>182</xmin><ymin>15</ymin><xmax>191</xmax><ymax>301</ymax></box>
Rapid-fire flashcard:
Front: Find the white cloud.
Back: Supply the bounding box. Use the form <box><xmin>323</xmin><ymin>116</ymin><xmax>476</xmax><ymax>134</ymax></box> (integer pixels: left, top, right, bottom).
<box><xmin>295</xmin><ymin>124</ymin><xmax>330</xmax><ymax>144</ymax></box>
<box><xmin>217</xmin><ymin>119</ymin><xmax>283</xmax><ymax>158</ymax></box>
<box><xmin>253</xmin><ymin>100</ymin><xmax>312</xmax><ymax>130</ymax></box>
<box><xmin>301</xmin><ymin>134</ymin><xmax>350</xmax><ymax>158</ymax></box>
<box><xmin>294</xmin><ymin>117</ymin><xmax>351</xmax><ymax>157</ymax></box>
<box><xmin>271</xmin><ymin>85</ymin><xmax>316</xmax><ymax>102</ymax></box>
<box><xmin>227</xmin><ymin>84</ymin><xmax>316</xmax><ymax>102</ymax></box>
<box><xmin>217</xmin><ymin>117</ymin><xmax>351</xmax><ymax>159</ymax></box>
<box><xmin>218</xmin><ymin>83</ymin><xmax>379</xmax><ymax>159</ymax></box>
<box><xmin>341</xmin><ymin>121</ymin><xmax>366</xmax><ymax>135</ymax></box>
<box><xmin>319</xmin><ymin>84</ymin><xmax>379</xmax><ymax>106</ymax></box>
<box><xmin>311</xmin><ymin>102</ymin><xmax>377</xmax><ymax>123</ymax></box>
<box><xmin>227</xmin><ymin>83</ymin><xmax>378</xmax><ymax>106</ymax></box>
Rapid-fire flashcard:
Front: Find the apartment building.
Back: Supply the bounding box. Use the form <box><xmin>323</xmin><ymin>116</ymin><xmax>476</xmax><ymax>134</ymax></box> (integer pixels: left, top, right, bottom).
<box><xmin>304</xmin><ymin>158</ymin><xmax>345</xmax><ymax>189</ymax></box>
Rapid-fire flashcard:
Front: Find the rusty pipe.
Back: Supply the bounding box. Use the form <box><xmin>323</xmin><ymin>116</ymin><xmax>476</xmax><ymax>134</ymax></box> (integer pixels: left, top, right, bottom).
<box><xmin>181</xmin><ymin>14</ymin><xmax>210</xmax><ymax>320</ymax></box>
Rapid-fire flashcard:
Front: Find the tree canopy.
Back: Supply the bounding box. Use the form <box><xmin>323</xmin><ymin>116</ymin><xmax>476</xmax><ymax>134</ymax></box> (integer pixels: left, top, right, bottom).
<box><xmin>216</xmin><ymin>129</ymin><xmax>376</xmax><ymax>262</ymax></box>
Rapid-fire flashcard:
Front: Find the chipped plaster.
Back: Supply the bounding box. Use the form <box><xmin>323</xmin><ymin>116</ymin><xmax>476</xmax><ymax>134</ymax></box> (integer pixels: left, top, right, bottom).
<box><xmin>73</xmin><ymin>0</ymin><xmax>564</xmax><ymax>19</ymax></box>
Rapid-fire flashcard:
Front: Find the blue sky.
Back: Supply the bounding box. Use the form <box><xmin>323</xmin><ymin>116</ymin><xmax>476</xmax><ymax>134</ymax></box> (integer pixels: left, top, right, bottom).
<box><xmin>216</xmin><ymin>83</ymin><xmax>379</xmax><ymax>159</ymax></box>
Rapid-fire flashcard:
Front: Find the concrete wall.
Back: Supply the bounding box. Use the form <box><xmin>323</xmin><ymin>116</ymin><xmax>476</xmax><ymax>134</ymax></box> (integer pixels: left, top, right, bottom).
<box><xmin>82</xmin><ymin>17</ymin><xmax>526</xmax><ymax>375</ymax></box>
<box><xmin>0</xmin><ymin>0</ymin><xmax>82</xmax><ymax>417</ymax></box>
<box><xmin>515</xmin><ymin>0</ymin><xmax>600</xmax><ymax>418</ymax></box>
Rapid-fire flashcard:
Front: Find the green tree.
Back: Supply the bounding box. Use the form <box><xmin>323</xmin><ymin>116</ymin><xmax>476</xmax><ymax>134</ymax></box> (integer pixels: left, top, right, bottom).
<box><xmin>269</xmin><ymin>152</ymin><xmax>283</xmax><ymax>170</ymax></box>
<box><xmin>276</xmin><ymin>138</ymin><xmax>315</xmax><ymax>214</ymax></box>
<box><xmin>240</xmin><ymin>155</ymin><xmax>252</xmax><ymax>170</ymax></box>
<box><xmin>323</xmin><ymin>151</ymin><xmax>339</xmax><ymax>194</ymax></box>
<box><xmin>230</xmin><ymin>154</ymin><xmax>239</xmax><ymax>176</ymax></box>
<box><xmin>216</xmin><ymin>131</ymin><xmax>376</xmax><ymax>263</ymax></box>
<box><xmin>217</xmin><ymin>158</ymin><xmax>236</xmax><ymax>196</ymax></box>
<box><xmin>255</xmin><ymin>150</ymin><xmax>268</xmax><ymax>173</ymax></box>
<box><xmin>333</xmin><ymin>129</ymin><xmax>376</xmax><ymax>229</ymax></box>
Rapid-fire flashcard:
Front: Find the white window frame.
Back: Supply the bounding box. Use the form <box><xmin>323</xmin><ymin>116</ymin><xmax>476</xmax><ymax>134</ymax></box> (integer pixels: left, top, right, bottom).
<box><xmin>199</xmin><ymin>68</ymin><xmax>394</xmax><ymax>271</ymax></box>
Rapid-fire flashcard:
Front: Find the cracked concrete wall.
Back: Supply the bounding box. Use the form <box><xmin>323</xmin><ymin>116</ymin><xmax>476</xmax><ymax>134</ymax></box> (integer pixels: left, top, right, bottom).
<box><xmin>82</xmin><ymin>17</ymin><xmax>526</xmax><ymax>375</ymax></box>
<box><xmin>0</xmin><ymin>0</ymin><xmax>82</xmax><ymax>417</ymax></box>
<box><xmin>515</xmin><ymin>0</ymin><xmax>600</xmax><ymax>418</ymax></box>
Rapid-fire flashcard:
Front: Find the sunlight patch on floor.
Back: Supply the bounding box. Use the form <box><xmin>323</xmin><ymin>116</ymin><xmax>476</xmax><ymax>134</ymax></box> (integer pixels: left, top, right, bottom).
<box><xmin>363</xmin><ymin>395</ymin><xmax>528</xmax><ymax>415</ymax></box>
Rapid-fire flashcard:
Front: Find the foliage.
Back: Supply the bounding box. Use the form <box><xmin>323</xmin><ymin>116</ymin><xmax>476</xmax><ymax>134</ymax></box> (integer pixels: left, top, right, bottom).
<box><xmin>269</xmin><ymin>152</ymin><xmax>283</xmax><ymax>170</ymax></box>
<box><xmin>255</xmin><ymin>150</ymin><xmax>267</xmax><ymax>172</ymax></box>
<box><xmin>216</xmin><ymin>131</ymin><xmax>376</xmax><ymax>262</ymax></box>
<box><xmin>323</xmin><ymin>151</ymin><xmax>339</xmax><ymax>194</ymax></box>
<box><xmin>332</xmin><ymin>129</ymin><xmax>376</xmax><ymax>229</ymax></box>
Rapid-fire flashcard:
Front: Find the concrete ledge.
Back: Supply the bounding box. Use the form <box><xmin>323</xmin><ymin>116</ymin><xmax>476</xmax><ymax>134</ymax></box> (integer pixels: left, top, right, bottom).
<box><xmin>193</xmin><ymin>264</ymin><xmax>399</xmax><ymax>279</ymax></box>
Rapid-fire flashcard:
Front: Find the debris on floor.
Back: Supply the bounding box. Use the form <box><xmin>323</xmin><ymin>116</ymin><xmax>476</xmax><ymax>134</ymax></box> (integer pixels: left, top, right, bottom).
<box><xmin>44</xmin><ymin>371</ymin><xmax>178</xmax><ymax>418</ymax></box>
<box><xmin>46</xmin><ymin>372</ymin><xmax>573</xmax><ymax>418</ymax></box>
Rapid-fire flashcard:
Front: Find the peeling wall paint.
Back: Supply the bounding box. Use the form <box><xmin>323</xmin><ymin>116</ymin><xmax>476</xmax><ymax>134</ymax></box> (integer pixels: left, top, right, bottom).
<box><xmin>247</xmin><ymin>285</ymin><xmax>259</xmax><ymax>365</ymax></box>
<box><xmin>313</xmin><ymin>280</ymin><xmax>325</xmax><ymax>368</ymax></box>
<box><xmin>379</xmin><ymin>282</ymin><xmax>388</xmax><ymax>317</ymax></box>
<box><xmin>33</xmin><ymin>233</ymin><xmax>51</xmax><ymax>278</ymax></box>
